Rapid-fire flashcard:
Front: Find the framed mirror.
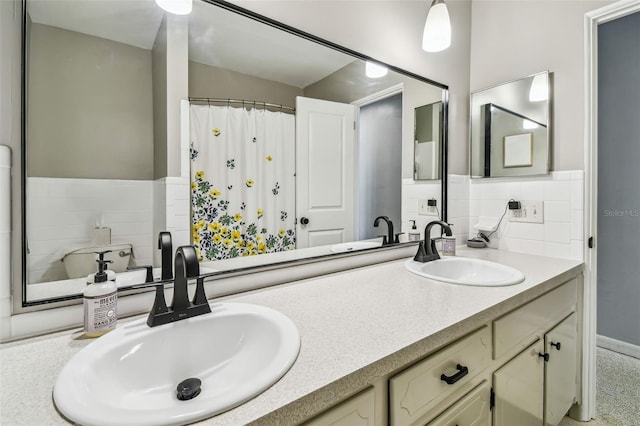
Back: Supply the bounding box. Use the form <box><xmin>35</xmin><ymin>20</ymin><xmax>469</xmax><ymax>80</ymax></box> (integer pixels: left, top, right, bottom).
<box><xmin>22</xmin><ymin>0</ymin><xmax>448</xmax><ymax>305</ymax></box>
<box><xmin>414</xmin><ymin>101</ymin><xmax>443</xmax><ymax>180</ymax></box>
<box><xmin>470</xmin><ymin>71</ymin><xmax>550</xmax><ymax>178</ymax></box>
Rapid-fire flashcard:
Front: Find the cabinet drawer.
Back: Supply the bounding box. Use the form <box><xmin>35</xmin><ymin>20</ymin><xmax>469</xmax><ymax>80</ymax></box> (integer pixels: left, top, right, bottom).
<box><xmin>389</xmin><ymin>326</ymin><xmax>491</xmax><ymax>426</ymax></box>
<box><xmin>303</xmin><ymin>388</ymin><xmax>375</xmax><ymax>426</ymax></box>
<box><xmin>493</xmin><ymin>278</ymin><xmax>577</xmax><ymax>360</ymax></box>
<box><xmin>427</xmin><ymin>381</ymin><xmax>491</xmax><ymax>426</ymax></box>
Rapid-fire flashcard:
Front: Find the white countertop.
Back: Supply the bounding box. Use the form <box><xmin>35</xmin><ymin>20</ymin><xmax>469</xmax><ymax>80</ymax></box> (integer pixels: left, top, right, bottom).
<box><xmin>0</xmin><ymin>248</ymin><xmax>582</xmax><ymax>425</ymax></box>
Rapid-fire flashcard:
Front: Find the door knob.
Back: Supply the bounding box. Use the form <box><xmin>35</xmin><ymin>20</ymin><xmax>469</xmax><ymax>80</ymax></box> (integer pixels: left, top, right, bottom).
<box><xmin>300</xmin><ymin>217</ymin><xmax>310</xmax><ymax>225</ymax></box>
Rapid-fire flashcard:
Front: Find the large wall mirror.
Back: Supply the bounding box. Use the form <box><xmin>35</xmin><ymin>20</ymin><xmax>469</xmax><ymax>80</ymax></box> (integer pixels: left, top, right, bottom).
<box><xmin>22</xmin><ymin>0</ymin><xmax>448</xmax><ymax>305</ymax></box>
<box><xmin>470</xmin><ymin>71</ymin><xmax>550</xmax><ymax>178</ymax></box>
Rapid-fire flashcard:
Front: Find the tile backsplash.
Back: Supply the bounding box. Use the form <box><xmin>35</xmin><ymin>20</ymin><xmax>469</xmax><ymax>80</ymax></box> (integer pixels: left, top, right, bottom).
<box><xmin>401</xmin><ymin>179</ymin><xmax>441</xmax><ymax>239</ymax></box>
<box><xmin>463</xmin><ymin>171</ymin><xmax>584</xmax><ymax>260</ymax></box>
<box><xmin>27</xmin><ymin>177</ymin><xmax>154</xmax><ymax>283</ymax></box>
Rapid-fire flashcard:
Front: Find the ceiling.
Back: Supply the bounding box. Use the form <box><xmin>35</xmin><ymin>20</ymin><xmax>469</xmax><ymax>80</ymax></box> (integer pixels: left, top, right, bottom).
<box><xmin>26</xmin><ymin>0</ymin><xmax>356</xmax><ymax>88</ymax></box>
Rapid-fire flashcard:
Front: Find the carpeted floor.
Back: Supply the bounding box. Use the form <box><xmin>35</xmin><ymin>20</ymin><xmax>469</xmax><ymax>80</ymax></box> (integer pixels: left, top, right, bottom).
<box><xmin>559</xmin><ymin>347</ymin><xmax>640</xmax><ymax>426</ymax></box>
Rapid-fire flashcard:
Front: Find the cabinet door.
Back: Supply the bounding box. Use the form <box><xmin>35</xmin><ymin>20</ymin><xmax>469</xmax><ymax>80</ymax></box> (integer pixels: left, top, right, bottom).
<box><xmin>544</xmin><ymin>313</ymin><xmax>578</xmax><ymax>426</ymax></box>
<box><xmin>493</xmin><ymin>340</ymin><xmax>544</xmax><ymax>426</ymax></box>
<box><xmin>303</xmin><ymin>388</ymin><xmax>375</xmax><ymax>426</ymax></box>
<box><xmin>428</xmin><ymin>381</ymin><xmax>491</xmax><ymax>426</ymax></box>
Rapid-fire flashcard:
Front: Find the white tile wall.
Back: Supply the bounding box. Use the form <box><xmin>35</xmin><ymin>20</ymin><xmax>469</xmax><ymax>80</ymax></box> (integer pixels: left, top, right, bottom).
<box><xmin>153</xmin><ymin>177</ymin><xmax>190</xmax><ymax>265</ymax></box>
<box><xmin>26</xmin><ymin>178</ymin><xmax>154</xmax><ymax>283</ymax></box>
<box><xmin>401</xmin><ymin>179</ymin><xmax>441</xmax><ymax>239</ymax></box>
<box><xmin>447</xmin><ymin>174</ymin><xmax>470</xmax><ymax>244</ymax></box>
<box><xmin>464</xmin><ymin>171</ymin><xmax>585</xmax><ymax>260</ymax></box>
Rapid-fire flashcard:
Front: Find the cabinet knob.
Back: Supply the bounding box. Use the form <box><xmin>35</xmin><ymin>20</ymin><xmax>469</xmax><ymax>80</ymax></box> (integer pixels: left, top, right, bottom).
<box><xmin>538</xmin><ymin>352</ymin><xmax>550</xmax><ymax>362</ymax></box>
<box><xmin>550</xmin><ymin>341</ymin><xmax>561</xmax><ymax>351</ymax></box>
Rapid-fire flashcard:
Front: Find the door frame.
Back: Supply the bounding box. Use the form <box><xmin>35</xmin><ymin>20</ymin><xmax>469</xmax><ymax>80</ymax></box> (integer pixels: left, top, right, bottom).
<box><xmin>583</xmin><ymin>0</ymin><xmax>640</xmax><ymax>420</ymax></box>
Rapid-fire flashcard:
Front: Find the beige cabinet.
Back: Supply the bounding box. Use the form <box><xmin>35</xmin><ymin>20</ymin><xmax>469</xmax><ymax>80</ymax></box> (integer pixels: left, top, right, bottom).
<box><xmin>303</xmin><ymin>388</ymin><xmax>375</xmax><ymax>426</ymax></box>
<box><xmin>493</xmin><ymin>340</ymin><xmax>545</xmax><ymax>426</ymax></box>
<box><xmin>427</xmin><ymin>381</ymin><xmax>491</xmax><ymax>426</ymax></box>
<box><xmin>389</xmin><ymin>326</ymin><xmax>491</xmax><ymax>426</ymax></box>
<box><xmin>544</xmin><ymin>313</ymin><xmax>578</xmax><ymax>426</ymax></box>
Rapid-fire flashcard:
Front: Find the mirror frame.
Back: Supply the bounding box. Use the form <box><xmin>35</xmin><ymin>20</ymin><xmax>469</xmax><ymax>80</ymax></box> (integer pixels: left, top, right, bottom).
<box><xmin>20</xmin><ymin>0</ymin><xmax>449</xmax><ymax>308</ymax></box>
<box><xmin>469</xmin><ymin>71</ymin><xmax>551</xmax><ymax>179</ymax></box>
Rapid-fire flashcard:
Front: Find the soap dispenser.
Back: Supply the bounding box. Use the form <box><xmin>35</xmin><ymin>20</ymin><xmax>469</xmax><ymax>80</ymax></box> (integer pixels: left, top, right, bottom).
<box><xmin>84</xmin><ymin>251</ymin><xmax>118</xmax><ymax>337</ymax></box>
<box><xmin>408</xmin><ymin>220</ymin><xmax>421</xmax><ymax>242</ymax></box>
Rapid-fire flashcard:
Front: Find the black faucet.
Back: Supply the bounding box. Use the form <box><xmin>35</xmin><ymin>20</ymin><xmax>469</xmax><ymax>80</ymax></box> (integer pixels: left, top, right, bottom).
<box><xmin>146</xmin><ymin>245</ymin><xmax>211</xmax><ymax>327</ymax></box>
<box><xmin>373</xmin><ymin>216</ymin><xmax>399</xmax><ymax>245</ymax></box>
<box><xmin>158</xmin><ymin>232</ymin><xmax>173</xmax><ymax>281</ymax></box>
<box><xmin>413</xmin><ymin>220</ymin><xmax>453</xmax><ymax>263</ymax></box>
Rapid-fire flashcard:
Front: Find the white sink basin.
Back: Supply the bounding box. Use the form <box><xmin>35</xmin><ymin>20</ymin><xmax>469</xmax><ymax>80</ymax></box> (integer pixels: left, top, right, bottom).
<box><xmin>405</xmin><ymin>257</ymin><xmax>525</xmax><ymax>286</ymax></box>
<box><xmin>53</xmin><ymin>303</ymin><xmax>300</xmax><ymax>426</ymax></box>
<box><xmin>330</xmin><ymin>240</ymin><xmax>382</xmax><ymax>253</ymax></box>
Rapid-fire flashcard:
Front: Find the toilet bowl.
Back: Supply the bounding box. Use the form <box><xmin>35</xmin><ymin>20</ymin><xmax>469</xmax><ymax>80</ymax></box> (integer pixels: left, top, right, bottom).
<box><xmin>62</xmin><ymin>243</ymin><xmax>133</xmax><ymax>279</ymax></box>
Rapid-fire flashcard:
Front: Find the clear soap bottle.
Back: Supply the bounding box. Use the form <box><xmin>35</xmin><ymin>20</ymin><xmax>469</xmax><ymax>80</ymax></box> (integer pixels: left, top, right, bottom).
<box><xmin>408</xmin><ymin>220</ymin><xmax>421</xmax><ymax>242</ymax></box>
<box><xmin>84</xmin><ymin>252</ymin><xmax>118</xmax><ymax>337</ymax></box>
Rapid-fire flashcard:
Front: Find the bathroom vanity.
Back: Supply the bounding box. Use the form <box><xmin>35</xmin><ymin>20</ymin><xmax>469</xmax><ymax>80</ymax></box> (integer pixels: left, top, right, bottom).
<box><xmin>0</xmin><ymin>248</ymin><xmax>583</xmax><ymax>425</ymax></box>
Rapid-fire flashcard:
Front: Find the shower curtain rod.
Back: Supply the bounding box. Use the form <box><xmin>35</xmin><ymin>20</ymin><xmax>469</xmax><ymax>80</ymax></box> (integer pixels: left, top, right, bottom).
<box><xmin>188</xmin><ymin>97</ymin><xmax>296</xmax><ymax>112</ymax></box>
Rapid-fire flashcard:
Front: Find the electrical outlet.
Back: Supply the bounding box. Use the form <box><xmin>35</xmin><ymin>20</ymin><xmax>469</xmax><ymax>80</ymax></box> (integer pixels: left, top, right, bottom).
<box><xmin>509</xmin><ymin>200</ymin><xmax>544</xmax><ymax>223</ymax></box>
<box><xmin>418</xmin><ymin>199</ymin><xmax>439</xmax><ymax>216</ymax></box>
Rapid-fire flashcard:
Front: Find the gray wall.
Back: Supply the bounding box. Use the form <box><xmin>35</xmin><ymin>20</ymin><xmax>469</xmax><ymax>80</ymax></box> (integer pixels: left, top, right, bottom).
<box><xmin>597</xmin><ymin>11</ymin><xmax>640</xmax><ymax>347</ymax></box>
<box><xmin>358</xmin><ymin>93</ymin><xmax>402</xmax><ymax>240</ymax></box>
<box><xmin>189</xmin><ymin>60</ymin><xmax>302</xmax><ymax>107</ymax></box>
<box><xmin>27</xmin><ymin>23</ymin><xmax>154</xmax><ymax>180</ymax></box>
<box><xmin>152</xmin><ymin>17</ymin><xmax>168</xmax><ymax>180</ymax></box>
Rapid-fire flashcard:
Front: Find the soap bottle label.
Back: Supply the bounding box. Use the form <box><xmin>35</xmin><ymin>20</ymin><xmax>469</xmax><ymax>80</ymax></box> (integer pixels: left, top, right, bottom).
<box><xmin>84</xmin><ymin>292</ymin><xmax>117</xmax><ymax>333</ymax></box>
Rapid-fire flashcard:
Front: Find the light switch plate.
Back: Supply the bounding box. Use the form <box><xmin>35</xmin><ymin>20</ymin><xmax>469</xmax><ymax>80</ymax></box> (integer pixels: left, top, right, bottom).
<box><xmin>510</xmin><ymin>200</ymin><xmax>544</xmax><ymax>223</ymax></box>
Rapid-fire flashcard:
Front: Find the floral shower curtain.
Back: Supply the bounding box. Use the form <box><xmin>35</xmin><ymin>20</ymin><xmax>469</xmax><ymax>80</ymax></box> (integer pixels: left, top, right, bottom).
<box><xmin>190</xmin><ymin>104</ymin><xmax>296</xmax><ymax>261</ymax></box>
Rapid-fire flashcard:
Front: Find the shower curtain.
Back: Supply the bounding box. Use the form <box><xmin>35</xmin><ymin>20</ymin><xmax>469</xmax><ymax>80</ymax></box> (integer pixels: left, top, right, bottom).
<box><xmin>190</xmin><ymin>104</ymin><xmax>296</xmax><ymax>261</ymax></box>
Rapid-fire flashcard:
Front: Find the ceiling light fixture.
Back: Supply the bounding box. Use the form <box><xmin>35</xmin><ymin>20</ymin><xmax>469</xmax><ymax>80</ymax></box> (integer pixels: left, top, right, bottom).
<box><xmin>366</xmin><ymin>61</ymin><xmax>388</xmax><ymax>79</ymax></box>
<box><xmin>422</xmin><ymin>0</ymin><xmax>451</xmax><ymax>52</ymax></box>
<box><xmin>155</xmin><ymin>0</ymin><xmax>193</xmax><ymax>15</ymax></box>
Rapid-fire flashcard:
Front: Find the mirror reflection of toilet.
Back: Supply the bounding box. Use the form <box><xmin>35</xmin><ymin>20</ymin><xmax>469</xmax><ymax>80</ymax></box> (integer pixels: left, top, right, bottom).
<box><xmin>62</xmin><ymin>243</ymin><xmax>133</xmax><ymax>279</ymax></box>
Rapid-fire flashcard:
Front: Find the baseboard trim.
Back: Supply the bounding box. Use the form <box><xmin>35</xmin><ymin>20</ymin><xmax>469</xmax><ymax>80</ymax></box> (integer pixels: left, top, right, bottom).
<box><xmin>596</xmin><ymin>334</ymin><xmax>640</xmax><ymax>359</ymax></box>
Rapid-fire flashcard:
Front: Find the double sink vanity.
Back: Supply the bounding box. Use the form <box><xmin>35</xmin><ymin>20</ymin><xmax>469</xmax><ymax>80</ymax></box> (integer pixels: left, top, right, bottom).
<box><xmin>1</xmin><ymin>247</ymin><xmax>583</xmax><ymax>426</ymax></box>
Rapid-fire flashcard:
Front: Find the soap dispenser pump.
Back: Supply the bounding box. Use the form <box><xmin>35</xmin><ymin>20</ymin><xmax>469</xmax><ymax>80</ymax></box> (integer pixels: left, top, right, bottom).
<box><xmin>83</xmin><ymin>251</ymin><xmax>118</xmax><ymax>337</ymax></box>
<box><xmin>408</xmin><ymin>220</ymin><xmax>421</xmax><ymax>242</ymax></box>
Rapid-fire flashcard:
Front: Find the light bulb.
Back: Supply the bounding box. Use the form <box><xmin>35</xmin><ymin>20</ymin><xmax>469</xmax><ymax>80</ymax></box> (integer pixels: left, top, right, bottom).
<box><xmin>155</xmin><ymin>0</ymin><xmax>192</xmax><ymax>15</ymax></box>
<box><xmin>422</xmin><ymin>0</ymin><xmax>451</xmax><ymax>53</ymax></box>
<box><xmin>529</xmin><ymin>73</ymin><xmax>548</xmax><ymax>102</ymax></box>
<box><xmin>366</xmin><ymin>61</ymin><xmax>388</xmax><ymax>79</ymax></box>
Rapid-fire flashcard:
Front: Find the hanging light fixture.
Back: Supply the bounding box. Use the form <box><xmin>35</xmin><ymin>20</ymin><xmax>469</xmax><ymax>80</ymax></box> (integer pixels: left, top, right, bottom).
<box><xmin>529</xmin><ymin>73</ymin><xmax>549</xmax><ymax>102</ymax></box>
<box><xmin>155</xmin><ymin>0</ymin><xmax>193</xmax><ymax>15</ymax></box>
<box><xmin>422</xmin><ymin>0</ymin><xmax>451</xmax><ymax>52</ymax></box>
<box><xmin>365</xmin><ymin>61</ymin><xmax>388</xmax><ymax>78</ymax></box>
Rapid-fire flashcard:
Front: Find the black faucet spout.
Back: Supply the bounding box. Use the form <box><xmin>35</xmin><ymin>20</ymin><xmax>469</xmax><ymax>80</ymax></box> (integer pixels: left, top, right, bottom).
<box><xmin>171</xmin><ymin>246</ymin><xmax>200</xmax><ymax>312</ymax></box>
<box><xmin>158</xmin><ymin>232</ymin><xmax>173</xmax><ymax>280</ymax></box>
<box><xmin>414</xmin><ymin>220</ymin><xmax>452</xmax><ymax>263</ymax></box>
<box><xmin>373</xmin><ymin>216</ymin><xmax>394</xmax><ymax>246</ymax></box>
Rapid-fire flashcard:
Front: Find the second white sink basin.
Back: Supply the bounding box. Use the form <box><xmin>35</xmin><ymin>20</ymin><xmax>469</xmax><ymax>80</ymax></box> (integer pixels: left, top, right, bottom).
<box><xmin>53</xmin><ymin>303</ymin><xmax>300</xmax><ymax>426</ymax></box>
<box><xmin>405</xmin><ymin>257</ymin><xmax>525</xmax><ymax>286</ymax></box>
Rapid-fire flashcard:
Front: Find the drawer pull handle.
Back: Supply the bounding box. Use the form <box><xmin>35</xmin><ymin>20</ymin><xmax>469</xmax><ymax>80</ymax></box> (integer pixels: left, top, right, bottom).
<box><xmin>440</xmin><ymin>364</ymin><xmax>468</xmax><ymax>385</ymax></box>
<box><xmin>539</xmin><ymin>352</ymin><xmax>550</xmax><ymax>362</ymax></box>
<box><xmin>550</xmin><ymin>341</ymin><xmax>561</xmax><ymax>351</ymax></box>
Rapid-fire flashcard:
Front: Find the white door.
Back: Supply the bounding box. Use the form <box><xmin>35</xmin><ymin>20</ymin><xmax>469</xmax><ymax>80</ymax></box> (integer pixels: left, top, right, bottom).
<box><xmin>296</xmin><ymin>96</ymin><xmax>356</xmax><ymax>248</ymax></box>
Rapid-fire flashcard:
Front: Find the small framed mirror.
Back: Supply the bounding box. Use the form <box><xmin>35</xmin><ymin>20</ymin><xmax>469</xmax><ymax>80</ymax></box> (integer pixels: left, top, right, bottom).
<box><xmin>413</xmin><ymin>101</ymin><xmax>442</xmax><ymax>180</ymax></box>
<box><xmin>470</xmin><ymin>71</ymin><xmax>550</xmax><ymax>178</ymax></box>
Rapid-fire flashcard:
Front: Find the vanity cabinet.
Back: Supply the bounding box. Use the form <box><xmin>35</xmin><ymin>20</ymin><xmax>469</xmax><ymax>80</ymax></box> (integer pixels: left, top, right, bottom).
<box><xmin>388</xmin><ymin>326</ymin><xmax>491</xmax><ymax>426</ymax></box>
<box><xmin>426</xmin><ymin>381</ymin><xmax>491</xmax><ymax>426</ymax></box>
<box><xmin>303</xmin><ymin>388</ymin><xmax>376</xmax><ymax>426</ymax></box>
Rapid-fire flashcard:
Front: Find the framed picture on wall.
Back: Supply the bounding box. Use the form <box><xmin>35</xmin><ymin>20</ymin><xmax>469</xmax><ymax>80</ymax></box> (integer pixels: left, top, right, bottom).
<box><xmin>503</xmin><ymin>133</ymin><xmax>533</xmax><ymax>167</ymax></box>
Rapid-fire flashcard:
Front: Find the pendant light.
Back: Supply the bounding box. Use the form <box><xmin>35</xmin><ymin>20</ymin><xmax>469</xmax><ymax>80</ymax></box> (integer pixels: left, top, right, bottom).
<box><xmin>422</xmin><ymin>0</ymin><xmax>451</xmax><ymax>52</ymax></box>
<box><xmin>365</xmin><ymin>61</ymin><xmax>388</xmax><ymax>79</ymax></box>
<box><xmin>155</xmin><ymin>0</ymin><xmax>193</xmax><ymax>15</ymax></box>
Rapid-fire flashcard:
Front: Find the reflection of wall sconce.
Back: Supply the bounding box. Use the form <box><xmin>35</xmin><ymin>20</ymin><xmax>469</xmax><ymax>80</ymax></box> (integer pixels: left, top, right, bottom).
<box><xmin>365</xmin><ymin>61</ymin><xmax>388</xmax><ymax>78</ymax></box>
<box><xmin>155</xmin><ymin>0</ymin><xmax>192</xmax><ymax>15</ymax></box>
<box><xmin>529</xmin><ymin>73</ymin><xmax>548</xmax><ymax>102</ymax></box>
<box><xmin>422</xmin><ymin>0</ymin><xmax>452</xmax><ymax>52</ymax></box>
<box><xmin>523</xmin><ymin>119</ymin><xmax>538</xmax><ymax>129</ymax></box>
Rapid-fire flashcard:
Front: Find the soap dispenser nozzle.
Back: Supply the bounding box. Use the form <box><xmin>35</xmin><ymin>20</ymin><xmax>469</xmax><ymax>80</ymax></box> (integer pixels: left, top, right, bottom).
<box><xmin>93</xmin><ymin>250</ymin><xmax>113</xmax><ymax>283</ymax></box>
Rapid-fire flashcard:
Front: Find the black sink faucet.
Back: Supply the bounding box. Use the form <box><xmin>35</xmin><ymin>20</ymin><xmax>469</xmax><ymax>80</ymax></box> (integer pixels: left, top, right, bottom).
<box><xmin>413</xmin><ymin>220</ymin><xmax>453</xmax><ymax>263</ymax></box>
<box><xmin>146</xmin><ymin>245</ymin><xmax>211</xmax><ymax>327</ymax></box>
<box><xmin>373</xmin><ymin>216</ymin><xmax>396</xmax><ymax>245</ymax></box>
<box><xmin>158</xmin><ymin>232</ymin><xmax>173</xmax><ymax>280</ymax></box>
